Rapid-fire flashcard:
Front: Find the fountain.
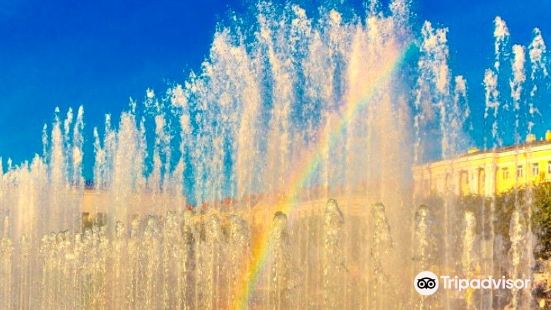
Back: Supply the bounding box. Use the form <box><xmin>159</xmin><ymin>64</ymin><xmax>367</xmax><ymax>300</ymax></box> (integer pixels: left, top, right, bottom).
<box><xmin>413</xmin><ymin>204</ymin><xmax>438</xmax><ymax>309</ymax></box>
<box><xmin>322</xmin><ymin>199</ymin><xmax>346</xmax><ymax>309</ymax></box>
<box><xmin>461</xmin><ymin>209</ymin><xmax>478</xmax><ymax>309</ymax></box>
<box><xmin>0</xmin><ymin>0</ymin><xmax>549</xmax><ymax>309</ymax></box>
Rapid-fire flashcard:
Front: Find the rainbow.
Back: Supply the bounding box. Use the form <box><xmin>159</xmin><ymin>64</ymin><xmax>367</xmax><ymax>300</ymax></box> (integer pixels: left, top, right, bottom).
<box><xmin>232</xmin><ymin>40</ymin><xmax>414</xmax><ymax>309</ymax></box>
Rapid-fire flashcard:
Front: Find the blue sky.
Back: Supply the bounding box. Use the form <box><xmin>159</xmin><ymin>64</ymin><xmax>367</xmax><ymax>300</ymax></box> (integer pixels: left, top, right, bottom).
<box><xmin>0</xmin><ymin>0</ymin><xmax>549</xmax><ymax>177</ymax></box>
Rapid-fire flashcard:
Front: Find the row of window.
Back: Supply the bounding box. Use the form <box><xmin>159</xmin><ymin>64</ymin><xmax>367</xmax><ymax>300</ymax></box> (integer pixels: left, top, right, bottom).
<box><xmin>502</xmin><ymin>161</ymin><xmax>551</xmax><ymax>180</ymax></box>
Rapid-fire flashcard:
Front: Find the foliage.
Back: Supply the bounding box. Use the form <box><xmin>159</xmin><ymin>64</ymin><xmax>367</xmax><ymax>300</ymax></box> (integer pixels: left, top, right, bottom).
<box><xmin>460</xmin><ymin>184</ymin><xmax>551</xmax><ymax>260</ymax></box>
<box><xmin>418</xmin><ymin>183</ymin><xmax>551</xmax><ymax>261</ymax></box>
<box><xmin>533</xmin><ymin>183</ymin><xmax>551</xmax><ymax>259</ymax></box>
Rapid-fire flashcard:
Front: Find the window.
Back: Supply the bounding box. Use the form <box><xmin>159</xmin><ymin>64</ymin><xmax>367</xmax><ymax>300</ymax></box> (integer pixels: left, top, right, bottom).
<box><xmin>517</xmin><ymin>165</ymin><xmax>523</xmax><ymax>178</ymax></box>
<box><xmin>503</xmin><ymin>168</ymin><xmax>509</xmax><ymax>180</ymax></box>
<box><xmin>532</xmin><ymin>163</ymin><xmax>539</xmax><ymax>176</ymax></box>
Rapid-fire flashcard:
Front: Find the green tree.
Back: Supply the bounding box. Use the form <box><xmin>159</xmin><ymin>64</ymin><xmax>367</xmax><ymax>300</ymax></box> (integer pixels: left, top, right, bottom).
<box><xmin>533</xmin><ymin>183</ymin><xmax>551</xmax><ymax>260</ymax></box>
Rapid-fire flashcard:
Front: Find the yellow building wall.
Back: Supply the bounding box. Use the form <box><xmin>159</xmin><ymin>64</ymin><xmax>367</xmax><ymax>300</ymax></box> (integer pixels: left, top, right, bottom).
<box><xmin>413</xmin><ymin>141</ymin><xmax>551</xmax><ymax>197</ymax></box>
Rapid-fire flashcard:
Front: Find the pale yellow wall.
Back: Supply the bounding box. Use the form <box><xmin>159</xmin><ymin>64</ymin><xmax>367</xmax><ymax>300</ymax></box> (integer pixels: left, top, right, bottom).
<box><xmin>413</xmin><ymin>141</ymin><xmax>551</xmax><ymax>197</ymax></box>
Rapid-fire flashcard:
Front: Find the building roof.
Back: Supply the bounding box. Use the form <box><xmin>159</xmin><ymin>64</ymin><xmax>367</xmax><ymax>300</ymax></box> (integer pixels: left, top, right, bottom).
<box><xmin>459</xmin><ymin>139</ymin><xmax>551</xmax><ymax>158</ymax></box>
<box><xmin>412</xmin><ymin>138</ymin><xmax>551</xmax><ymax>172</ymax></box>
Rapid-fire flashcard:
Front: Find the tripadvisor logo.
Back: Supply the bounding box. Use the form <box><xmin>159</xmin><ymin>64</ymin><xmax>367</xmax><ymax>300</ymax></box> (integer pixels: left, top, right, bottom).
<box><xmin>414</xmin><ymin>271</ymin><xmax>439</xmax><ymax>296</ymax></box>
<box><xmin>414</xmin><ymin>271</ymin><xmax>531</xmax><ymax>296</ymax></box>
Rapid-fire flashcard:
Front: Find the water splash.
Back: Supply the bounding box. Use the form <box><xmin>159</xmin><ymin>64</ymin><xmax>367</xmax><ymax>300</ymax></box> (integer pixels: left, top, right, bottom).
<box><xmin>0</xmin><ymin>1</ymin><xmax>548</xmax><ymax>309</ymax></box>
<box><xmin>494</xmin><ymin>17</ymin><xmax>510</xmax><ymax>72</ymax></box>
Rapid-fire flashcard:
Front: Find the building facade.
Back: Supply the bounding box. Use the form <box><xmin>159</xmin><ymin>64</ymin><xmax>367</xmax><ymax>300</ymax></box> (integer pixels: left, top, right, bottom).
<box><xmin>413</xmin><ymin>131</ymin><xmax>551</xmax><ymax>198</ymax></box>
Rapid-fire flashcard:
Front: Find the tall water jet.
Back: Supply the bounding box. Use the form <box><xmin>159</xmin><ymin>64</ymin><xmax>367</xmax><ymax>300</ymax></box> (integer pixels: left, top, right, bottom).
<box><xmin>414</xmin><ymin>20</ymin><xmax>469</xmax><ymax>310</ymax></box>
<box><xmin>412</xmin><ymin>204</ymin><xmax>438</xmax><ymax>309</ymax></box>
<box><xmin>143</xmin><ymin>216</ymin><xmax>161</xmax><ymax>309</ymax></box>
<box><xmin>127</xmin><ymin>216</ymin><xmax>141</xmax><ymax>308</ymax></box>
<box><xmin>269</xmin><ymin>211</ymin><xmax>292</xmax><ymax>310</ymax></box>
<box><xmin>413</xmin><ymin>205</ymin><xmax>434</xmax><ymax>273</ymax></box>
<box><xmin>161</xmin><ymin>213</ymin><xmax>178</xmax><ymax>308</ymax></box>
<box><xmin>180</xmin><ymin>210</ymin><xmax>194</xmax><ymax>310</ymax></box>
<box><xmin>227</xmin><ymin>214</ymin><xmax>251</xmax><ymax>307</ymax></box>
<box><xmin>201</xmin><ymin>212</ymin><xmax>224</xmax><ymax>310</ymax></box>
<box><xmin>461</xmin><ymin>209</ymin><xmax>478</xmax><ymax>309</ymax></box>
<box><xmin>369</xmin><ymin>203</ymin><xmax>394</xmax><ymax>310</ymax></box>
<box><xmin>110</xmin><ymin>221</ymin><xmax>127</xmax><ymax>309</ymax></box>
<box><xmin>509</xmin><ymin>208</ymin><xmax>522</xmax><ymax>309</ymax></box>
<box><xmin>509</xmin><ymin>205</ymin><xmax>533</xmax><ymax>309</ymax></box>
<box><xmin>0</xmin><ymin>216</ymin><xmax>13</xmax><ymax>309</ymax></box>
<box><xmin>322</xmin><ymin>199</ymin><xmax>346</xmax><ymax>309</ymax></box>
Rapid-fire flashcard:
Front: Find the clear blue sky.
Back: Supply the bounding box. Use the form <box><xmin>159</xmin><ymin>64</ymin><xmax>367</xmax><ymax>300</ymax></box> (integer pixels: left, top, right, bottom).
<box><xmin>0</xmin><ymin>0</ymin><xmax>549</xmax><ymax>177</ymax></box>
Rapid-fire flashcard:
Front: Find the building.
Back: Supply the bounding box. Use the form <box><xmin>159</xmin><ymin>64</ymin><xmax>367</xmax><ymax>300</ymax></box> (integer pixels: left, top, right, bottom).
<box><xmin>413</xmin><ymin>131</ymin><xmax>551</xmax><ymax>198</ymax></box>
